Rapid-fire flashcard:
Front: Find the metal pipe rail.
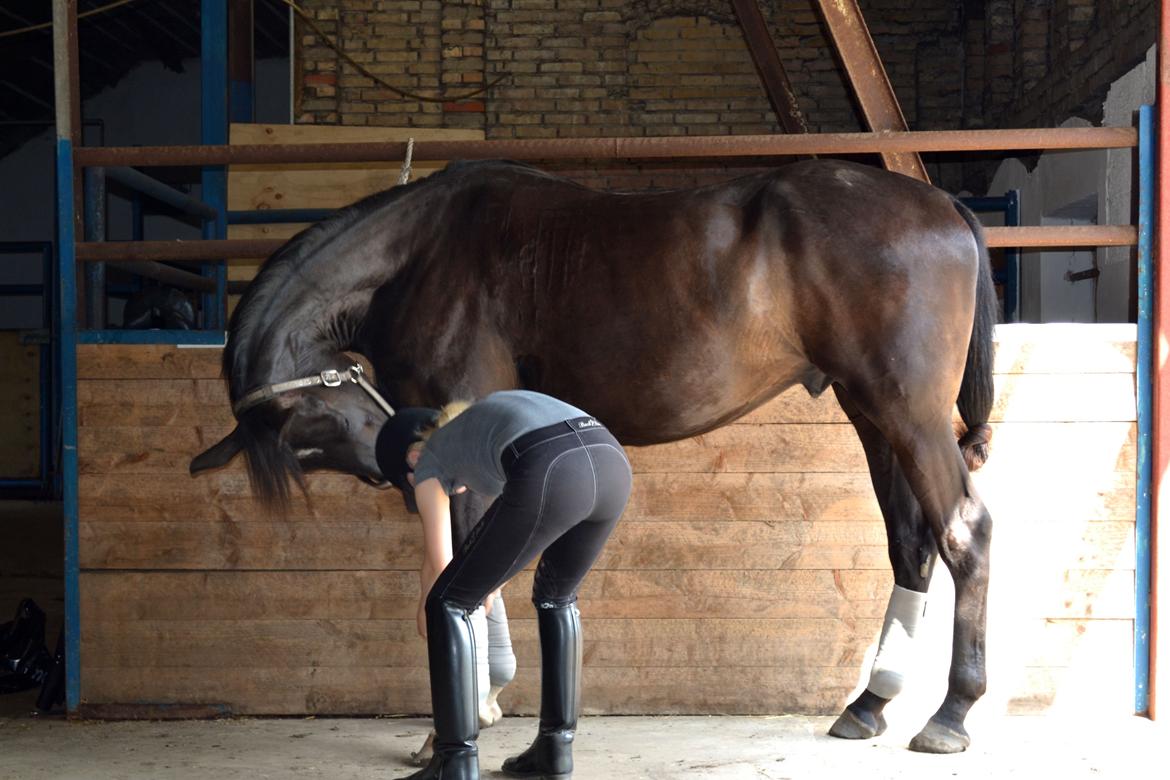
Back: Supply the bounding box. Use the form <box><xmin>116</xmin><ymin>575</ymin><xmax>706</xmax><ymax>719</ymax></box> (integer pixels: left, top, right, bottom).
<box><xmin>102</xmin><ymin>259</ymin><xmax>248</xmax><ymax>294</ymax></box>
<box><xmin>72</xmin><ymin>224</ymin><xmax>1140</xmax><ymax>264</ymax></box>
<box><xmin>106</xmin><ymin>166</ymin><xmax>219</xmax><ymax>220</ymax></box>
<box><xmin>74</xmin><ymin>127</ymin><xmax>1137</xmax><ymax>168</ymax></box>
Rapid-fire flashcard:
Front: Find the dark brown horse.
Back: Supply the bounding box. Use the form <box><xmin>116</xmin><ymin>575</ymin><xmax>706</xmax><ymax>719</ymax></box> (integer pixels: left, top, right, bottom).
<box><xmin>191</xmin><ymin>159</ymin><xmax>995</xmax><ymax>754</ymax></box>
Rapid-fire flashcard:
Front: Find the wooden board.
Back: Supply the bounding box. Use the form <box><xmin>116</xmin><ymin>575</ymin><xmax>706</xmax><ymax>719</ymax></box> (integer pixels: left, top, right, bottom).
<box><xmin>76</xmin><ymin>518</ymin><xmax>1136</xmax><ymax>573</ymax></box>
<box><xmin>74</xmin><ymin>324</ymin><xmax>1140</xmax><ymax>717</ymax></box>
<box><xmin>226</xmin><ymin>124</ymin><xmax>485</xmax><ymax>290</ymax></box>
<box><xmin>78</xmin><ymin>468</ymin><xmax>1137</xmax><ymax>526</ymax></box>
<box><xmin>77</xmin><ymin>325</ymin><xmax>1137</xmax><ymax>380</ymax></box>
<box><xmin>72</xmin><ymin>372</ymin><xmax>1137</xmax><ymax>428</ymax></box>
<box><xmin>78</xmin><ymin>664</ymin><xmax>865</xmax><ymax>717</ymax></box>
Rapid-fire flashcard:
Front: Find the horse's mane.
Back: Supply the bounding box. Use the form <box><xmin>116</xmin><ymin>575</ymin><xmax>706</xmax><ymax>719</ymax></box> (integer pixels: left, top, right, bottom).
<box><xmin>221</xmin><ymin>159</ymin><xmax>549</xmax><ymax>509</ymax></box>
<box><xmin>223</xmin><ymin>159</ymin><xmax>551</xmax><ymax>399</ymax></box>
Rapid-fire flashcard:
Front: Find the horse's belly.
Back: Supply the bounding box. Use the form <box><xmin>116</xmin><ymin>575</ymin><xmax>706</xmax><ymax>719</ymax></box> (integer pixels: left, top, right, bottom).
<box><xmin>588</xmin><ymin>349</ymin><xmax>815</xmax><ymax>445</ymax></box>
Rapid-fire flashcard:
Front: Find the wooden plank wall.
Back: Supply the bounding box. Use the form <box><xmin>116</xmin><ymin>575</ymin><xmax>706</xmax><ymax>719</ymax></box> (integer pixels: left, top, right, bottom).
<box><xmin>76</xmin><ymin>324</ymin><xmax>1137</xmax><ymax>719</ymax></box>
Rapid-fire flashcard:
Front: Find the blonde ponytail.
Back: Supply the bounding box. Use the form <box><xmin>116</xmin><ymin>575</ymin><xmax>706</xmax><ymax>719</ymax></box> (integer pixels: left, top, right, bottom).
<box><xmin>420</xmin><ymin>399</ymin><xmax>473</xmax><ymax>440</ymax></box>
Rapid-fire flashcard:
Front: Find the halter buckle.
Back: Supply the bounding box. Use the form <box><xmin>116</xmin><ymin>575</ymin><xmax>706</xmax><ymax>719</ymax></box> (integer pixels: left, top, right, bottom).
<box><xmin>320</xmin><ymin>369</ymin><xmax>344</xmax><ymax>387</ymax></box>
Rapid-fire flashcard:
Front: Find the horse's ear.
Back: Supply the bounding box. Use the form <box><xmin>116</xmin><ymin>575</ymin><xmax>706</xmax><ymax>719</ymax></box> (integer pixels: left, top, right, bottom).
<box><xmin>190</xmin><ymin>426</ymin><xmax>244</xmax><ymax>475</ymax></box>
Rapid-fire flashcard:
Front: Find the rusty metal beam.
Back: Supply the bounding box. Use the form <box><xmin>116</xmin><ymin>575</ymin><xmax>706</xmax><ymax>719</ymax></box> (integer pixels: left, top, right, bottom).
<box><xmin>730</xmin><ymin>0</ymin><xmax>807</xmax><ymax>135</ymax></box>
<box><xmin>103</xmin><ymin>260</ymin><xmax>246</xmax><ymax>293</ymax></box>
<box><xmin>76</xmin><ymin>239</ymin><xmax>282</xmax><ymax>262</ymax></box>
<box><xmin>74</xmin><ymin>226</ymin><xmax>1138</xmax><ymax>265</ymax></box>
<box><xmin>73</xmin><ymin>127</ymin><xmax>1136</xmax><ymax>168</ymax></box>
<box><xmin>814</xmin><ymin>0</ymin><xmax>929</xmax><ymax>182</ymax></box>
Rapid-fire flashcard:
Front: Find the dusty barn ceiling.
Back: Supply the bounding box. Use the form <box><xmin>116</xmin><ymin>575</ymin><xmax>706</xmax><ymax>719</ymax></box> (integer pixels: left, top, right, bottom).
<box><xmin>0</xmin><ymin>0</ymin><xmax>290</xmax><ymax>158</ymax></box>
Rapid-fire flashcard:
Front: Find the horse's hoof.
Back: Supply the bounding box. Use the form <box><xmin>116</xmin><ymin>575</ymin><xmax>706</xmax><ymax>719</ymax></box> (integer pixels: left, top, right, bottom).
<box><xmin>410</xmin><ymin>730</ymin><xmax>436</xmax><ymax>766</ymax></box>
<box><xmin>478</xmin><ymin>698</ymin><xmax>503</xmax><ymax>727</ymax></box>
<box><xmin>908</xmin><ymin>721</ymin><xmax>969</xmax><ymax>754</ymax></box>
<box><xmin>828</xmin><ymin>707</ymin><xmax>886</xmax><ymax>740</ymax></box>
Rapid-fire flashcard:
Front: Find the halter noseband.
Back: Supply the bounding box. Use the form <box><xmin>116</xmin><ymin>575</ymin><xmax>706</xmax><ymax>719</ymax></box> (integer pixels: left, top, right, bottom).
<box><xmin>233</xmin><ymin>363</ymin><xmax>397</xmax><ymax>419</ymax></box>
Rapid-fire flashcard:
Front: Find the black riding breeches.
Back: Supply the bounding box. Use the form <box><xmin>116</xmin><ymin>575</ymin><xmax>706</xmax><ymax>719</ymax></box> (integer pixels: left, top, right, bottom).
<box><xmin>427</xmin><ymin>418</ymin><xmax>632</xmax><ymax>611</ymax></box>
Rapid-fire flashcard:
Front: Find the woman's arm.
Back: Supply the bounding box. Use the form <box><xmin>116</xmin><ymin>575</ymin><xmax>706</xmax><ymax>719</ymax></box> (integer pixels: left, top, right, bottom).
<box><xmin>414</xmin><ymin>476</ymin><xmax>452</xmax><ymax>638</ymax></box>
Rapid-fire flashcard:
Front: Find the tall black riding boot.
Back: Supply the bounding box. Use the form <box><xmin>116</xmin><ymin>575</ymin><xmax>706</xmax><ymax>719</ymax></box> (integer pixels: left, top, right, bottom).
<box><xmin>501</xmin><ymin>603</ymin><xmax>581</xmax><ymax>780</ymax></box>
<box><xmin>399</xmin><ymin>600</ymin><xmax>480</xmax><ymax>780</ymax></box>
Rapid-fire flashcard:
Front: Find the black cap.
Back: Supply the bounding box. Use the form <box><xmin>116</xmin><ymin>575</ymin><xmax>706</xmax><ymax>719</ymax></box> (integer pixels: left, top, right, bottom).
<box><xmin>374</xmin><ymin>407</ymin><xmax>440</xmax><ymax>493</ymax></box>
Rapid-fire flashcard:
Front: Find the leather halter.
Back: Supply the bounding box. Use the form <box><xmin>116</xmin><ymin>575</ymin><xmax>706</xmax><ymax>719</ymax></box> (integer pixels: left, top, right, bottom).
<box><xmin>232</xmin><ymin>363</ymin><xmax>396</xmax><ymax>419</ymax></box>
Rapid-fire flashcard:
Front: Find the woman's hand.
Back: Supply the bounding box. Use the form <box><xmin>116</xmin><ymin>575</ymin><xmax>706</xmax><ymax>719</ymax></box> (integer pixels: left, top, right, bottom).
<box><xmin>416</xmin><ymin>594</ymin><xmax>428</xmax><ymax>639</ymax></box>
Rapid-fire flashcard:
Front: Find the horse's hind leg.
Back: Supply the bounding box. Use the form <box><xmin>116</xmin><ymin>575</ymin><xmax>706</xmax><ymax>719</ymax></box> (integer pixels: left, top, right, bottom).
<box><xmin>828</xmin><ymin>385</ymin><xmax>938</xmax><ymax>741</ymax></box>
<box><xmin>846</xmin><ymin>387</ymin><xmax>992</xmax><ymax>754</ymax></box>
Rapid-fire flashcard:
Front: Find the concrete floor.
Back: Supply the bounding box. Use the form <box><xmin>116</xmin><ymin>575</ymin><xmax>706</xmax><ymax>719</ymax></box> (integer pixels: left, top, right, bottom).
<box><xmin>0</xmin><ymin>695</ymin><xmax>1163</xmax><ymax>780</ymax></box>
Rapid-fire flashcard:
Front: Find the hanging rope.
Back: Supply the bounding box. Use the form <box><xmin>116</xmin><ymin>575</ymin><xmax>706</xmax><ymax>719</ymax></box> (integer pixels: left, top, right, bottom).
<box><xmin>279</xmin><ymin>0</ymin><xmax>508</xmax><ymax>104</ymax></box>
<box><xmin>397</xmin><ymin>137</ymin><xmax>415</xmax><ymax>185</ymax></box>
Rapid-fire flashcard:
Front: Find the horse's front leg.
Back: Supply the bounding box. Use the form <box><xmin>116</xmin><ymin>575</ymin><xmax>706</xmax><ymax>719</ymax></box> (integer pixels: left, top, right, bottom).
<box><xmin>828</xmin><ymin>385</ymin><xmax>938</xmax><ymax>741</ymax></box>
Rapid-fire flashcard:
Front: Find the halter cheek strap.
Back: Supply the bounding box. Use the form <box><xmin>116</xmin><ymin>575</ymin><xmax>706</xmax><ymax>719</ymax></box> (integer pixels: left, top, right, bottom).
<box><xmin>233</xmin><ymin>363</ymin><xmax>397</xmax><ymax>419</ymax></box>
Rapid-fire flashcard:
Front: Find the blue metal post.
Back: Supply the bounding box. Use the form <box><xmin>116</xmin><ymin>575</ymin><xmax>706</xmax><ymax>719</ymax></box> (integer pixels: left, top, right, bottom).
<box><xmin>1136</xmin><ymin>104</ymin><xmax>1154</xmax><ymax>715</ymax></box>
<box><xmin>228</xmin><ymin>208</ymin><xmax>335</xmax><ymax>225</ymax></box>
<box><xmin>55</xmin><ymin>140</ymin><xmax>80</xmax><ymax>714</ymax></box>
<box><xmin>52</xmin><ymin>0</ymin><xmax>81</xmax><ymax>715</ymax></box>
<box><xmin>202</xmin><ymin>0</ymin><xmax>228</xmax><ymax>331</ymax></box>
<box><xmin>82</xmin><ymin>166</ymin><xmax>106</xmax><ymax>328</ymax></box>
<box><xmin>958</xmin><ymin>194</ymin><xmax>1020</xmax><ymax>322</ymax></box>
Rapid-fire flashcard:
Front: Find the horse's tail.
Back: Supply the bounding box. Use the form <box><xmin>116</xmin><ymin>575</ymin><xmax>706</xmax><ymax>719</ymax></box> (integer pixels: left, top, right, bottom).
<box><xmin>952</xmin><ymin>199</ymin><xmax>996</xmax><ymax>472</ymax></box>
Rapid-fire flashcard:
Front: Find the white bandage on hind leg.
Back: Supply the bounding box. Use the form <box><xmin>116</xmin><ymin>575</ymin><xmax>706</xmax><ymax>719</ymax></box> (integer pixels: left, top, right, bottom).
<box><xmin>866</xmin><ymin>585</ymin><xmax>928</xmax><ymax>700</ymax></box>
<box><xmin>470</xmin><ymin>606</ymin><xmax>490</xmax><ymax>708</ymax></box>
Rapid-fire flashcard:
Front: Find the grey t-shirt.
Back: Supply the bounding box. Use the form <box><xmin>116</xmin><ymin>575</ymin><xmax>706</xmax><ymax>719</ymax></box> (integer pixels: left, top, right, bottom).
<box><xmin>412</xmin><ymin>390</ymin><xmax>591</xmax><ymax>496</ymax></box>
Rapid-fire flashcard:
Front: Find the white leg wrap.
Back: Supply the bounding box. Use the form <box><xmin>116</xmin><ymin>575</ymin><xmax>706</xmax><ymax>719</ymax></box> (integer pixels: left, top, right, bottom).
<box><xmin>866</xmin><ymin>585</ymin><xmax>928</xmax><ymax>700</ymax></box>
<box><xmin>486</xmin><ymin>594</ymin><xmax>517</xmax><ymax>688</ymax></box>
<box><xmin>470</xmin><ymin>606</ymin><xmax>490</xmax><ymax>708</ymax></box>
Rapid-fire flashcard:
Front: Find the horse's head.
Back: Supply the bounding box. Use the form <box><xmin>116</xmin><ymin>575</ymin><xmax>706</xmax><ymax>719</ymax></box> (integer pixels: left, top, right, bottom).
<box><xmin>190</xmin><ymin>353</ymin><xmax>395</xmax><ymax>510</ymax></box>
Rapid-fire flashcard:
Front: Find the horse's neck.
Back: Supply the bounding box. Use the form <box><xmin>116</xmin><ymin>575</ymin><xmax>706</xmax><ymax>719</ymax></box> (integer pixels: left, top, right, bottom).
<box><xmin>236</xmin><ymin>243</ymin><xmax>400</xmax><ymax>394</ymax></box>
<box><xmin>234</xmin><ymin>181</ymin><xmax>443</xmax><ymax>395</ymax></box>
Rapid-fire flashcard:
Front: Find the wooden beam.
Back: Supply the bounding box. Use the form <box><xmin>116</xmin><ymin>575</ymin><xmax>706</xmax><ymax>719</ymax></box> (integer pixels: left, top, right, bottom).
<box><xmin>729</xmin><ymin>0</ymin><xmax>807</xmax><ymax>135</ymax></box>
<box><xmin>74</xmin><ymin>126</ymin><xmax>1137</xmax><ymax>168</ymax></box>
<box><xmin>813</xmin><ymin>0</ymin><xmax>929</xmax><ymax>182</ymax></box>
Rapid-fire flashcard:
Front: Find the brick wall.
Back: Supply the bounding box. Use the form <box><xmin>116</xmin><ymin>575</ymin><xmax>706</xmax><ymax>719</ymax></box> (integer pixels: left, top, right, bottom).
<box><xmin>295</xmin><ymin>1</ymin><xmax>1156</xmax><ymax>191</ymax></box>
<box><xmin>296</xmin><ymin>1</ymin><xmax>963</xmax><ymax>135</ymax></box>
<box><xmin>964</xmin><ymin>0</ymin><xmax>1156</xmax><ymax>131</ymax></box>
